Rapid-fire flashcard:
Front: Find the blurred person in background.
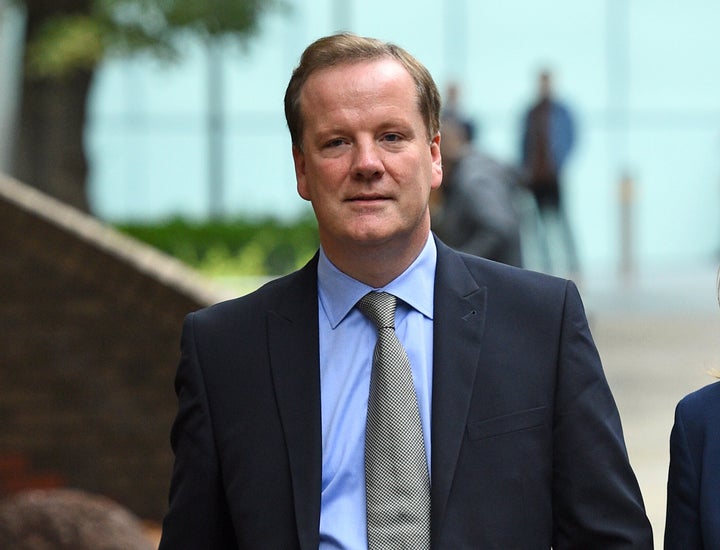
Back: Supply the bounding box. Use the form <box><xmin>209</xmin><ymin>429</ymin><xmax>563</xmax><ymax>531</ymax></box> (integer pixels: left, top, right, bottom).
<box><xmin>520</xmin><ymin>69</ymin><xmax>579</xmax><ymax>277</ymax></box>
<box><xmin>440</xmin><ymin>81</ymin><xmax>462</xmax><ymax>121</ymax></box>
<box><xmin>433</xmin><ymin>114</ymin><xmax>523</xmax><ymax>267</ymax></box>
<box><xmin>664</xmin><ymin>275</ymin><xmax>720</xmax><ymax>548</ymax></box>
<box><xmin>159</xmin><ymin>32</ymin><xmax>653</xmax><ymax>549</ymax></box>
<box><xmin>0</xmin><ymin>489</ymin><xmax>156</xmax><ymax>550</ymax></box>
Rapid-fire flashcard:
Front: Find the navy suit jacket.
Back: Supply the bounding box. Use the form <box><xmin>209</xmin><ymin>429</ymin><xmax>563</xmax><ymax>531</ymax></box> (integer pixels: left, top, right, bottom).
<box><xmin>159</xmin><ymin>237</ymin><xmax>652</xmax><ymax>549</ymax></box>
<box><xmin>665</xmin><ymin>380</ymin><xmax>720</xmax><ymax>549</ymax></box>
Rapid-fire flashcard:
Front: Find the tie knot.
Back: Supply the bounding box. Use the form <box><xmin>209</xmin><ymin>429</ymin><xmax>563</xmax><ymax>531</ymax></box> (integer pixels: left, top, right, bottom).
<box><xmin>357</xmin><ymin>292</ymin><xmax>397</xmax><ymax>330</ymax></box>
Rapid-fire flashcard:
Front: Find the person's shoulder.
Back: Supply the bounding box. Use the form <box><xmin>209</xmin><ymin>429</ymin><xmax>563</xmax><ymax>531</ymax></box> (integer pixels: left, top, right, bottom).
<box><xmin>552</xmin><ymin>99</ymin><xmax>574</xmax><ymax>117</ymax></box>
<box><xmin>190</xmin><ymin>255</ymin><xmax>318</xmax><ymax>325</ymax></box>
<box><xmin>672</xmin><ymin>381</ymin><xmax>720</xmax><ymax>448</ymax></box>
<box><xmin>452</xmin><ymin>254</ymin><xmax>581</xmax><ymax>325</ymax></box>
<box><xmin>677</xmin><ymin>380</ymin><xmax>720</xmax><ymax>418</ymax></box>
<box><xmin>465</xmin><ymin>149</ymin><xmax>506</xmax><ymax>175</ymax></box>
<box><xmin>457</xmin><ymin>248</ymin><xmax>564</xmax><ymax>285</ymax></box>
<box><xmin>443</xmin><ymin>243</ymin><xmax>571</xmax><ymax>301</ymax></box>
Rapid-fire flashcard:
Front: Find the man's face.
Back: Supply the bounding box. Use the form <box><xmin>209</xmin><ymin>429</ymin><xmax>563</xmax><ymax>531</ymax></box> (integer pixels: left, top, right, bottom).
<box><xmin>292</xmin><ymin>58</ymin><xmax>442</xmax><ymax>259</ymax></box>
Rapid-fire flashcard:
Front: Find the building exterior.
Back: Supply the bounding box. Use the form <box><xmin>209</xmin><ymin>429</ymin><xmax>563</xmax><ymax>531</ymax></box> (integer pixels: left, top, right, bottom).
<box><xmin>3</xmin><ymin>1</ymin><xmax>720</xmax><ymax>271</ymax></box>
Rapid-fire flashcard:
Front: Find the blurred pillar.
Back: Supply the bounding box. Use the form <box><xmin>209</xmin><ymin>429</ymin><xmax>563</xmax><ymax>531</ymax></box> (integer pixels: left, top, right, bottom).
<box><xmin>619</xmin><ymin>173</ymin><xmax>634</xmax><ymax>278</ymax></box>
<box><xmin>206</xmin><ymin>39</ymin><xmax>225</xmax><ymax>219</ymax></box>
<box><xmin>0</xmin><ymin>0</ymin><xmax>25</xmax><ymax>173</ymax></box>
<box><xmin>606</xmin><ymin>0</ymin><xmax>633</xmax><ymax>279</ymax></box>
<box><xmin>332</xmin><ymin>0</ymin><xmax>352</xmax><ymax>31</ymax></box>
<box><xmin>442</xmin><ymin>0</ymin><xmax>468</xmax><ymax>81</ymax></box>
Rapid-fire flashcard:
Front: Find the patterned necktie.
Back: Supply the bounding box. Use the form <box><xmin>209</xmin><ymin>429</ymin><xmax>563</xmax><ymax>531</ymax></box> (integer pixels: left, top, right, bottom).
<box><xmin>356</xmin><ymin>291</ymin><xmax>431</xmax><ymax>549</ymax></box>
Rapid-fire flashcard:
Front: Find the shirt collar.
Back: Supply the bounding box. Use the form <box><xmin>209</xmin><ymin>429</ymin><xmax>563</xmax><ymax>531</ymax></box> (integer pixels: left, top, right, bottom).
<box><xmin>318</xmin><ymin>235</ymin><xmax>437</xmax><ymax>329</ymax></box>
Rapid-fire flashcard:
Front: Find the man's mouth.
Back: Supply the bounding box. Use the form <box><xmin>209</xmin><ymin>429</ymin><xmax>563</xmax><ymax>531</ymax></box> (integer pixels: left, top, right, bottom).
<box><xmin>348</xmin><ymin>194</ymin><xmax>388</xmax><ymax>202</ymax></box>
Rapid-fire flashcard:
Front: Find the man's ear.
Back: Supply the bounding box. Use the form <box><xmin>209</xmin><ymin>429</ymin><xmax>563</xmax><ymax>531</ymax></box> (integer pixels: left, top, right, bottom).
<box><xmin>292</xmin><ymin>145</ymin><xmax>310</xmax><ymax>200</ymax></box>
<box><xmin>430</xmin><ymin>133</ymin><xmax>443</xmax><ymax>190</ymax></box>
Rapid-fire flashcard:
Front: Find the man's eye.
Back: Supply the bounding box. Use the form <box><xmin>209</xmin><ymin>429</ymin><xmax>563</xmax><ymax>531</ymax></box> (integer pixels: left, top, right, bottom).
<box><xmin>383</xmin><ymin>134</ymin><xmax>402</xmax><ymax>143</ymax></box>
<box><xmin>325</xmin><ymin>139</ymin><xmax>345</xmax><ymax>148</ymax></box>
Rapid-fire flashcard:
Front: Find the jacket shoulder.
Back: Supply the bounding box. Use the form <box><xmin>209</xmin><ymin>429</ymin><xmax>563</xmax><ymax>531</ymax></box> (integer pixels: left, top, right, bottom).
<box><xmin>676</xmin><ymin>380</ymin><xmax>720</xmax><ymax>422</ymax></box>
<box><xmin>435</xmin><ymin>237</ymin><xmax>576</xmax><ymax>318</ymax></box>
<box><xmin>454</xmin><ymin>246</ymin><xmax>570</xmax><ymax>295</ymax></box>
<box><xmin>189</xmin><ymin>254</ymin><xmax>318</xmax><ymax>328</ymax></box>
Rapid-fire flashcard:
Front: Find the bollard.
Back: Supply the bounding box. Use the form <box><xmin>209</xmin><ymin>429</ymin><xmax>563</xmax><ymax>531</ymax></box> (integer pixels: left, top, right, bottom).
<box><xmin>619</xmin><ymin>173</ymin><xmax>634</xmax><ymax>279</ymax></box>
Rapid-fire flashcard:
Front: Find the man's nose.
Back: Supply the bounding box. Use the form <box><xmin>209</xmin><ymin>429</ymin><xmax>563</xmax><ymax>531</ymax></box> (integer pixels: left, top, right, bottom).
<box><xmin>351</xmin><ymin>140</ymin><xmax>384</xmax><ymax>181</ymax></box>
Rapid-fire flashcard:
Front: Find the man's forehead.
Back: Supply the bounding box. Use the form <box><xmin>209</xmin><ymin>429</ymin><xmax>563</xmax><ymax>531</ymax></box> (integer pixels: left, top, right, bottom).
<box><xmin>301</xmin><ymin>58</ymin><xmax>416</xmax><ymax>102</ymax></box>
<box><xmin>319</xmin><ymin>56</ymin><xmax>410</xmax><ymax>79</ymax></box>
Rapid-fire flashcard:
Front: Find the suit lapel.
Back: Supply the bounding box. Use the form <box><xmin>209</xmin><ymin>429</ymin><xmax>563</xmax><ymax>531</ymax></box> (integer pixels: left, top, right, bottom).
<box><xmin>267</xmin><ymin>257</ymin><xmax>322</xmax><ymax>550</ymax></box>
<box><xmin>430</xmin><ymin>239</ymin><xmax>488</xmax><ymax>533</ymax></box>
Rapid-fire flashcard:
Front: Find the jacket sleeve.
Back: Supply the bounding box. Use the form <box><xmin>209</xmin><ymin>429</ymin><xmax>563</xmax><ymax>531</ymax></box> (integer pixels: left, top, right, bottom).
<box><xmin>552</xmin><ymin>282</ymin><xmax>654</xmax><ymax>549</ymax></box>
<box><xmin>158</xmin><ymin>312</ymin><xmax>238</xmax><ymax>549</ymax></box>
<box><xmin>664</xmin><ymin>401</ymin><xmax>702</xmax><ymax>548</ymax></box>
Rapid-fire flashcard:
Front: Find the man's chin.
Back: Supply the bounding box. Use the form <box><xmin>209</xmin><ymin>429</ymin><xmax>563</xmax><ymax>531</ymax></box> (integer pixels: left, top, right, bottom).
<box><xmin>343</xmin><ymin>226</ymin><xmax>418</xmax><ymax>250</ymax></box>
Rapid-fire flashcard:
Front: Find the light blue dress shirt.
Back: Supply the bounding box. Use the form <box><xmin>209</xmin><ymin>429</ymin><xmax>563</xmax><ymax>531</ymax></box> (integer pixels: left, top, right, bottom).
<box><xmin>317</xmin><ymin>235</ymin><xmax>436</xmax><ymax>550</ymax></box>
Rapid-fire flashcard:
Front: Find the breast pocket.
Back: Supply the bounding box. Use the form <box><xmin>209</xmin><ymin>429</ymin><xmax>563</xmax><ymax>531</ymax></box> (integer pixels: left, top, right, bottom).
<box><xmin>466</xmin><ymin>406</ymin><xmax>547</xmax><ymax>441</ymax></box>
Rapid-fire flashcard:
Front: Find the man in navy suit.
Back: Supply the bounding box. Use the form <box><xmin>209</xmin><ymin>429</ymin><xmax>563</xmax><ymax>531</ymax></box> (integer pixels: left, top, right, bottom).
<box><xmin>159</xmin><ymin>33</ymin><xmax>653</xmax><ymax>549</ymax></box>
<box><xmin>665</xmin><ymin>380</ymin><xmax>720</xmax><ymax>548</ymax></box>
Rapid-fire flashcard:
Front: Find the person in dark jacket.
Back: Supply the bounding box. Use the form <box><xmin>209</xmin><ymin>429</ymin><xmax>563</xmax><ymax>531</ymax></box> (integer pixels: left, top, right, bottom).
<box><xmin>159</xmin><ymin>33</ymin><xmax>653</xmax><ymax>549</ymax></box>
<box><xmin>520</xmin><ymin>69</ymin><xmax>579</xmax><ymax>275</ymax></box>
<box><xmin>665</xmin><ymin>372</ymin><xmax>720</xmax><ymax>547</ymax></box>
<box><xmin>434</xmin><ymin>115</ymin><xmax>523</xmax><ymax>267</ymax></box>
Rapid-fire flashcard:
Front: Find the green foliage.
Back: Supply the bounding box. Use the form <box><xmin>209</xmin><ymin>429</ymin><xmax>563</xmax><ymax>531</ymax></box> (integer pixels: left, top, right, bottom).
<box><xmin>17</xmin><ymin>0</ymin><xmax>285</xmax><ymax>78</ymax></box>
<box><xmin>116</xmin><ymin>216</ymin><xmax>320</xmax><ymax>277</ymax></box>
<box><xmin>25</xmin><ymin>14</ymin><xmax>107</xmax><ymax>77</ymax></box>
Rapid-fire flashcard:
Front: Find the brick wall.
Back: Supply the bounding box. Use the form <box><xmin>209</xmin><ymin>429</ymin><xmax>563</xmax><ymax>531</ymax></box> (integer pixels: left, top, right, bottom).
<box><xmin>0</xmin><ymin>175</ymin><xmax>225</xmax><ymax>520</ymax></box>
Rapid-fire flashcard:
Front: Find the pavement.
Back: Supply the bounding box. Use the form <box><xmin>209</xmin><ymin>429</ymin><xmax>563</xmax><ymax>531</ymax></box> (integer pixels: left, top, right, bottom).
<box><xmin>579</xmin><ymin>262</ymin><xmax>720</xmax><ymax>548</ymax></box>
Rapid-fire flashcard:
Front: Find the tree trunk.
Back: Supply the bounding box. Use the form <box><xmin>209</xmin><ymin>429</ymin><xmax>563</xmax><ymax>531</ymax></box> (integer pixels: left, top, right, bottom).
<box><xmin>12</xmin><ymin>0</ymin><xmax>94</xmax><ymax>213</ymax></box>
<box><xmin>13</xmin><ymin>69</ymin><xmax>93</xmax><ymax>212</ymax></box>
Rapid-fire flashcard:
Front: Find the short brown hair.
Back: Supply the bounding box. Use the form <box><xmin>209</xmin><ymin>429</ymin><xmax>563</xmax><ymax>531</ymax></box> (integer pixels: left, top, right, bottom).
<box><xmin>284</xmin><ymin>33</ymin><xmax>441</xmax><ymax>150</ymax></box>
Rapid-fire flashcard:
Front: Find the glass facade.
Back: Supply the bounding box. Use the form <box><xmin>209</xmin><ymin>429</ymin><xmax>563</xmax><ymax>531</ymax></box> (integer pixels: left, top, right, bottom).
<box><xmin>83</xmin><ymin>0</ymin><xmax>720</xmax><ymax>271</ymax></box>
